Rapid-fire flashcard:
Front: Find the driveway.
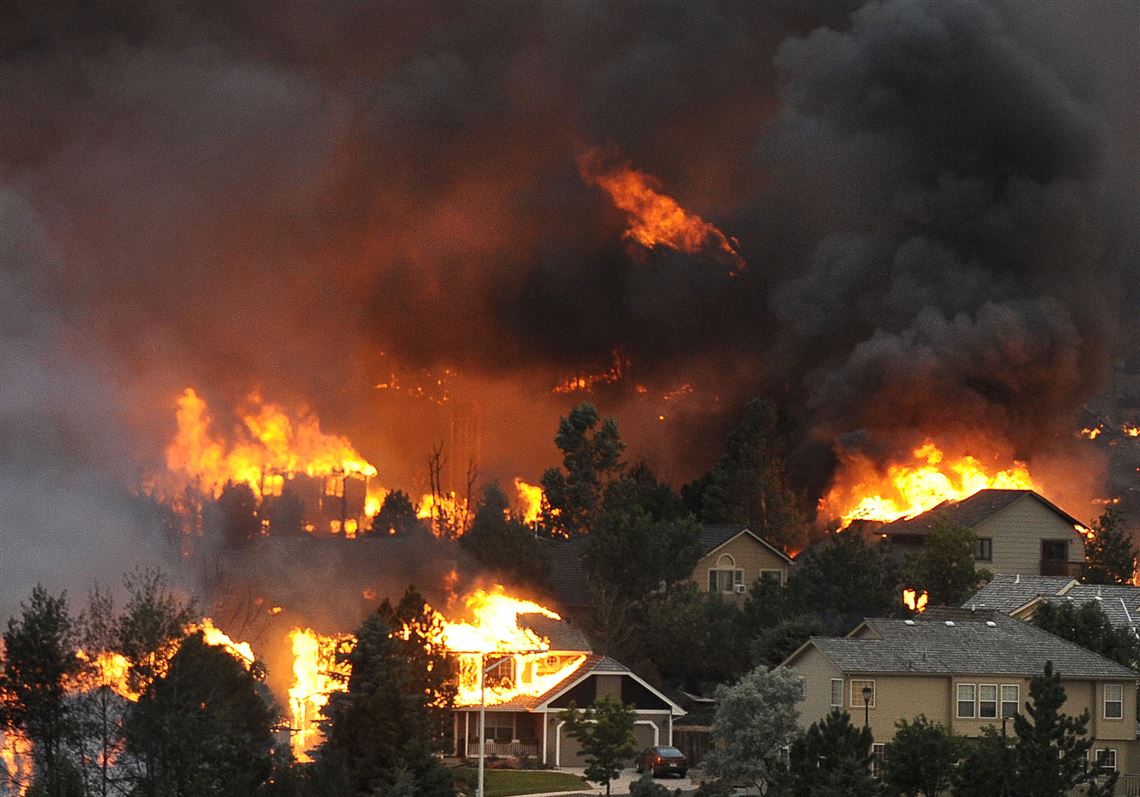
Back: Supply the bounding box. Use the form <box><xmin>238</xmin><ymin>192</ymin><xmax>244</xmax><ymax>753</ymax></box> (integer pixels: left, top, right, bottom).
<box><xmin>554</xmin><ymin>767</ymin><xmax>699</xmax><ymax>795</ymax></box>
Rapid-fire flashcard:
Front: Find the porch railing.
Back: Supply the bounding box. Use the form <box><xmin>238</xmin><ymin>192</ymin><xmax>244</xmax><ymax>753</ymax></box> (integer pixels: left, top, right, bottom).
<box><xmin>465</xmin><ymin>739</ymin><xmax>539</xmax><ymax>758</ymax></box>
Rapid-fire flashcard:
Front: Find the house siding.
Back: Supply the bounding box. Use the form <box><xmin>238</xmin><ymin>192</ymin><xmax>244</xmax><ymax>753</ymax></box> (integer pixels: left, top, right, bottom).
<box><xmin>973</xmin><ymin>495</ymin><xmax>1085</xmax><ymax>576</ymax></box>
<box><xmin>693</xmin><ymin>533</ymin><xmax>789</xmax><ymax>599</ymax></box>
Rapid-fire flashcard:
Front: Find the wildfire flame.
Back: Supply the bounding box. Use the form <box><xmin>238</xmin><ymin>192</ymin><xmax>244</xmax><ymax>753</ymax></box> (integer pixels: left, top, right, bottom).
<box><xmin>902</xmin><ymin>588</ymin><xmax>929</xmax><ymax>613</ymax></box>
<box><xmin>579</xmin><ymin>149</ymin><xmax>745</xmax><ymax>276</ymax></box>
<box><xmin>288</xmin><ymin>628</ymin><xmax>353</xmax><ymax>762</ymax></box>
<box><xmin>822</xmin><ymin>440</ymin><xmax>1037</xmax><ymax>528</ymax></box>
<box><xmin>164</xmin><ymin>388</ymin><xmax>380</xmax><ymax>505</ymax></box>
<box><xmin>1124</xmin><ymin>423</ymin><xmax>1139</xmax><ymax>438</ymax></box>
<box><xmin>514</xmin><ymin>478</ymin><xmax>544</xmax><ymax>525</ymax></box>
<box><xmin>1</xmin><ymin>730</ymin><xmax>32</xmax><ymax>797</ymax></box>
<box><xmin>1080</xmin><ymin>426</ymin><xmax>1103</xmax><ymax>440</ymax></box>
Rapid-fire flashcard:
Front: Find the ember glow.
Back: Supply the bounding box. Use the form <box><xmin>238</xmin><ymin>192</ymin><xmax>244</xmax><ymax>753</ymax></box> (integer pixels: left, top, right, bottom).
<box><xmin>821</xmin><ymin>440</ymin><xmax>1037</xmax><ymax>528</ymax></box>
<box><xmin>1125</xmin><ymin>424</ymin><xmax>1140</xmax><ymax>438</ymax></box>
<box><xmin>514</xmin><ymin>478</ymin><xmax>544</xmax><ymax>525</ymax></box>
<box><xmin>579</xmin><ymin>149</ymin><xmax>745</xmax><ymax>276</ymax></box>
<box><xmin>902</xmin><ymin>589</ymin><xmax>929</xmax><ymax>613</ymax></box>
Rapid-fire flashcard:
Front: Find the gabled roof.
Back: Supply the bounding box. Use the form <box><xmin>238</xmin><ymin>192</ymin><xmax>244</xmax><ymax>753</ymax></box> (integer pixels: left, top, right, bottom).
<box><xmin>879</xmin><ymin>489</ymin><xmax>1087</xmax><ymax>537</ymax></box>
<box><xmin>699</xmin><ymin>525</ymin><xmax>792</xmax><ymax>564</ymax></box>
<box><xmin>784</xmin><ymin>612</ymin><xmax>1136</xmax><ymax>680</ymax></box>
<box><xmin>518</xmin><ymin>612</ymin><xmax>591</xmax><ymax>653</ymax></box>
<box><xmin>963</xmin><ymin>576</ymin><xmax>1140</xmax><ymax>632</ymax></box>
<box><xmin>962</xmin><ymin>574</ymin><xmax>1077</xmax><ymax>613</ymax></box>
<box><xmin>533</xmin><ymin>654</ymin><xmax>686</xmax><ymax>716</ymax></box>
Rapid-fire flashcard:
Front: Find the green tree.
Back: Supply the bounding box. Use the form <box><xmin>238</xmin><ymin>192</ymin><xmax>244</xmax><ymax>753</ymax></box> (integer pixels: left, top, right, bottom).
<box><xmin>882</xmin><ymin>715</ymin><xmax>959</xmax><ymax>797</ymax></box>
<box><xmin>74</xmin><ymin>585</ymin><xmax>129</xmax><ymax>797</ymax></box>
<box><xmin>584</xmin><ymin>506</ymin><xmax>701</xmax><ymax>602</ymax></box>
<box><xmin>784</xmin><ymin>533</ymin><xmax>900</xmax><ymax>633</ymax></box>
<box><xmin>369</xmin><ymin>490</ymin><xmax>426</xmax><ymax>538</ymax></box>
<box><xmin>115</xmin><ymin>568</ymin><xmax>195</xmax><ymax>696</ymax></box>
<box><xmin>749</xmin><ymin>614</ymin><xmax>826</xmax><ymax>669</ymax></box>
<box><xmin>540</xmin><ymin>403</ymin><xmax>625</xmax><ymax>537</ymax></box>
<box><xmin>696</xmin><ymin>399</ymin><xmax>805</xmax><ymax>549</ymax></box>
<box><xmin>903</xmin><ymin>518</ymin><xmax>989</xmax><ymax>606</ymax></box>
<box><xmin>1010</xmin><ymin>661</ymin><xmax>1113</xmax><ymax>797</ymax></box>
<box><xmin>1082</xmin><ymin>507</ymin><xmax>1137</xmax><ymax>585</ymax></box>
<box><xmin>321</xmin><ymin>588</ymin><xmax>456</xmax><ymax>797</ymax></box>
<box><xmin>788</xmin><ymin>708</ymin><xmax>876</xmax><ymax>797</ymax></box>
<box><xmin>460</xmin><ymin>484</ymin><xmax>548</xmax><ymax>588</ymax></box>
<box><xmin>603</xmin><ymin>462</ymin><xmax>687</xmax><ymax>522</ymax></box>
<box><xmin>1031</xmin><ymin>600</ymin><xmax>1140</xmax><ymax>670</ymax></box>
<box><xmin>124</xmin><ymin>631</ymin><xmax>275</xmax><ymax>796</ymax></box>
<box><xmin>951</xmin><ymin>726</ymin><xmax>1016</xmax><ymax>797</ymax></box>
<box><xmin>0</xmin><ymin>586</ymin><xmax>82</xmax><ymax>797</ymax></box>
<box><xmin>703</xmin><ymin>666</ymin><xmax>802</xmax><ymax>794</ymax></box>
<box><xmin>560</xmin><ymin>696</ymin><xmax>638</xmax><ymax>797</ymax></box>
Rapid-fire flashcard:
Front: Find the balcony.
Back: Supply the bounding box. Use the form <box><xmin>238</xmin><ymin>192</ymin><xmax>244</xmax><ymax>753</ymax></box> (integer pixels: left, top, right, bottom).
<box><xmin>1039</xmin><ymin>559</ymin><xmax>1082</xmax><ymax>577</ymax></box>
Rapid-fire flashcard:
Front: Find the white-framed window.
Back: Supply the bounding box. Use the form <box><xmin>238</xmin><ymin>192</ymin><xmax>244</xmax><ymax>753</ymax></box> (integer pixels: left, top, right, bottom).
<box><xmin>708</xmin><ymin>554</ymin><xmax>744</xmax><ymax>593</ymax></box>
<box><xmin>1095</xmin><ymin>748</ymin><xmax>1117</xmax><ymax>772</ymax></box>
<box><xmin>978</xmin><ymin>684</ymin><xmax>998</xmax><ymax>719</ymax></box>
<box><xmin>830</xmin><ymin>679</ymin><xmax>844</xmax><ymax>707</ymax></box>
<box><xmin>1104</xmin><ymin>684</ymin><xmax>1124</xmax><ymax>719</ymax></box>
<box><xmin>1000</xmin><ymin>684</ymin><xmax>1019</xmax><ymax>719</ymax></box>
<box><xmin>871</xmin><ymin>743</ymin><xmax>886</xmax><ymax>779</ymax></box>
<box><xmin>850</xmin><ymin>680</ymin><xmax>875</xmax><ymax>708</ymax></box>
<box><xmin>957</xmin><ymin>684</ymin><xmax>977</xmax><ymax>718</ymax></box>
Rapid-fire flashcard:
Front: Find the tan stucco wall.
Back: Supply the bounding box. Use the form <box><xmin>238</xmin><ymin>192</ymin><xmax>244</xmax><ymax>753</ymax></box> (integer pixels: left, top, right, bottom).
<box><xmin>692</xmin><ymin>533</ymin><xmax>789</xmax><ymax>597</ymax></box>
<box><xmin>974</xmin><ymin>495</ymin><xmax>1086</xmax><ymax>575</ymax></box>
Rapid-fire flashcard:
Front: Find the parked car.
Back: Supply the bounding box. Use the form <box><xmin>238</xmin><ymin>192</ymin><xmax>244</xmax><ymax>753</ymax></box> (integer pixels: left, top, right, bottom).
<box><xmin>635</xmin><ymin>745</ymin><xmax>688</xmax><ymax>778</ymax></box>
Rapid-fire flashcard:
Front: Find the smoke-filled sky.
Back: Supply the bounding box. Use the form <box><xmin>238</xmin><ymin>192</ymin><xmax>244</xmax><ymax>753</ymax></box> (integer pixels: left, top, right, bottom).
<box><xmin>2</xmin><ymin>0</ymin><xmax>1137</xmax><ymax>617</ymax></box>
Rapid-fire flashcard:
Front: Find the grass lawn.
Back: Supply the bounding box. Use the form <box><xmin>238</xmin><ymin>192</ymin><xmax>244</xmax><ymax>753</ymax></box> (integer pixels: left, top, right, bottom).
<box><xmin>451</xmin><ymin>767</ymin><xmax>589</xmax><ymax>796</ymax></box>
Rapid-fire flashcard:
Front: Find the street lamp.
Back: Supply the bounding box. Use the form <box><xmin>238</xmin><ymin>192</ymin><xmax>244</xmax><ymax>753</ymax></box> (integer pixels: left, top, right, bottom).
<box><xmin>862</xmin><ymin>685</ymin><xmax>873</xmax><ymax>729</ymax></box>
<box><xmin>461</xmin><ymin>645</ymin><xmax>549</xmax><ymax>797</ymax></box>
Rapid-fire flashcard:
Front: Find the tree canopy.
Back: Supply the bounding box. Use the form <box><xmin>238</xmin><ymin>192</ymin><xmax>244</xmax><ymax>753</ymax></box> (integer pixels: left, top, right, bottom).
<box><xmin>902</xmin><ymin>518</ymin><xmax>990</xmax><ymax>607</ymax></box>
<box><xmin>560</xmin><ymin>696</ymin><xmax>638</xmax><ymax>797</ymax></box>
<box><xmin>1031</xmin><ymin>600</ymin><xmax>1140</xmax><ymax>670</ymax></box>
<box><xmin>540</xmin><ymin>403</ymin><xmax>625</xmax><ymax>536</ymax></box>
<box><xmin>1082</xmin><ymin>507</ymin><xmax>1137</xmax><ymax>585</ymax></box>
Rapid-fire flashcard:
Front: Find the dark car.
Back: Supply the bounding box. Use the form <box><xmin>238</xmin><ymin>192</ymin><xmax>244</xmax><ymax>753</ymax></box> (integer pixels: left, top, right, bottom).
<box><xmin>635</xmin><ymin>745</ymin><xmax>688</xmax><ymax>778</ymax></box>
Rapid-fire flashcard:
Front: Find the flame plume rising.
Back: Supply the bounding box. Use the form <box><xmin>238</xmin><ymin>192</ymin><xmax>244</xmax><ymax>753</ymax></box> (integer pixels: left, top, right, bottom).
<box><xmin>164</xmin><ymin>388</ymin><xmax>380</xmax><ymax>502</ymax></box>
<box><xmin>289</xmin><ymin>628</ymin><xmax>353</xmax><ymax>762</ymax></box>
<box><xmin>822</xmin><ymin>440</ymin><xmax>1037</xmax><ymax>528</ymax></box>
<box><xmin>578</xmin><ymin>149</ymin><xmax>745</xmax><ymax>276</ymax></box>
<box><xmin>514</xmin><ymin>478</ymin><xmax>544</xmax><ymax>525</ymax></box>
<box><xmin>1</xmin><ymin>730</ymin><xmax>32</xmax><ymax>797</ymax></box>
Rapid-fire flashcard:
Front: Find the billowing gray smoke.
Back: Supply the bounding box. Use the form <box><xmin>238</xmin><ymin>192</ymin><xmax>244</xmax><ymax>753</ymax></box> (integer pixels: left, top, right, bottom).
<box><xmin>1</xmin><ymin>0</ymin><xmax>1136</xmax><ymax>616</ymax></box>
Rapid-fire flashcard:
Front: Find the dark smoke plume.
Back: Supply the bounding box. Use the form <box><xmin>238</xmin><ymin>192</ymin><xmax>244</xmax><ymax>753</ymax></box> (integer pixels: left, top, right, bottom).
<box><xmin>2</xmin><ymin>0</ymin><xmax>1137</xmax><ymax>616</ymax></box>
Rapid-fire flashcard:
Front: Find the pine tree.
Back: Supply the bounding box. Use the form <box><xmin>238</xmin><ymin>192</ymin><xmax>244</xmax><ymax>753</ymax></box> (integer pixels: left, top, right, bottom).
<box><xmin>560</xmin><ymin>696</ymin><xmax>638</xmax><ymax>797</ymax></box>
<box><xmin>1082</xmin><ymin>507</ymin><xmax>1137</xmax><ymax>585</ymax></box>
<box><xmin>789</xmin><ymin>708</ymin><xmax>876</xmax><ymax>797</ymax></box>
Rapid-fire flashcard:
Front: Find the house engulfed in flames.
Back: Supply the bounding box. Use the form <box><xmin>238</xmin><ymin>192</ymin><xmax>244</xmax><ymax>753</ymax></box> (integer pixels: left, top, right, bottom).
<box><xmin>443</xmin><ymin>601</ymin><xmax>686</xmax><ymax>766</ymax></box>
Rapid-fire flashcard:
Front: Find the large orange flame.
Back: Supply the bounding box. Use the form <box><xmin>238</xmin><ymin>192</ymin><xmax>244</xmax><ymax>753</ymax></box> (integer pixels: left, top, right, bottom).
<box><xmin>288</xmin><ymin>628</ymin><xmax>353</xmax><ymax>762</ymax></box>
<box><xmin>579</xmin><ymin>149</ymin><xmax>745</xmax><ymax>276</ymax></box>
<box><xmin>822</xmin><ymin>440</ymin><xmax>1037</xmax><ymax>528</ymax></box>
<box><xmin>902</xmin><ymin>588</ymin><xmax>929</xmax><ymax>613</ymax></box>
<box><xmin>164</xmin><ymin>388</ymin><xmax>380</xmax><ymax>501</ymax></box>
<box><xmin>514</xmin><ymin>478</ymin><xmax>544</xmax><ymax>525</ymax></box>
<box><xmin>1</xmin><ymin>729</ymin><xmax>33</xmax><ymax>797</ymax></box>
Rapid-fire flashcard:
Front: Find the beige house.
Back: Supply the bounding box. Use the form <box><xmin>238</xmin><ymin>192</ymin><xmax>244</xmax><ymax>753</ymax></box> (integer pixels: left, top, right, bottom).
<box><xmin>450</xmin><ymin>615</ymin><xmax>685</xmax><ymax>766</ymax></box>
<box><xmin>878</xmin><ymin>489</ymin><xmax>1088</xmax><ymax>577</ymax></box>
<box><xmin>784</xmin><ymin>610</ymin><xmax>1139</xmax><ymax>785</ymax></box>
<box><xmin>694</xmin><ymin>525</ymin><xmax>793</xmax><ymax>599</ymax></box>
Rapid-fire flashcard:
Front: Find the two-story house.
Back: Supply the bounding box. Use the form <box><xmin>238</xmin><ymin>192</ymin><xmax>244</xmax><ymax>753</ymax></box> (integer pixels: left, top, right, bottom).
<box><xmin>877</xmin><ymin>489</ymin><xmax>1089</xmax><ymax>577</ymax></box>
<box><xmin>783</xmin><ymin>610</ymin><xmax>1139</xmax><ymax>783</ymax></box>
<box><xmin>693</xmin><ymin>525</ymin><xmax>794</xmax><ymax>599</ymax></box>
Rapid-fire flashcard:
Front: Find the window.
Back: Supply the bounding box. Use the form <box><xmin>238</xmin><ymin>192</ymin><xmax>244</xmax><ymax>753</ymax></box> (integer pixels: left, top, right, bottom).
<box><xmin>1095</xmin><ymin>749</ymin><xmax>1117</xmax><ymax>773</ymax></box>
<box><xmin>481</xmin><ymin>713</ymin><xmax>514</xmax><ymax>742</ymax></box>
<box><xmin>1001</xmin><ymin>684</ymin><xmax>1019</xmax><ymax>718</ymax></box>
<box><xmin>850</xmin><ymin>680</ymin><xmax>875</xmax><ymax>708</ymax></box>
<box><xmin>830</xmin><ymin>679</ymin><xmax>844</xmax><ymax>707</ymax></box>
<box><xmin>957</xmin><ymin>684</ymin><xmax>977</xmax><ymax>718</ymax></box>
<box><xmin>1041</xmin><ymin>540</ymin><xmax>1067</xmax><ymax>561</ymax></box>
<box><xmin>1104</xmin><ymin>684</ymin><xmax>1124</xmax><ymax>719</ymax></box>
<box><xmin>975</xmin><ymin>538</ymin><xmax>992</xmax><ymax>561</ymax></box>
<box><xmin>798</xmin><ymin>681</ymin><xmax>807</xmax><ymax>701</ymax></box>
<box><xmin>708</xmin><ymin>569</ymin><xmax>743</xmax><ymax>593</ymax></box>
<box><xmin>871</xmin><ymin>744</ymin><xmax>885</xmax><ymax>779</ymax></box>
<box><xmin>979</xmin><ymin>684</ymin><xmax>998</xmax><ymax>719</ymax></box>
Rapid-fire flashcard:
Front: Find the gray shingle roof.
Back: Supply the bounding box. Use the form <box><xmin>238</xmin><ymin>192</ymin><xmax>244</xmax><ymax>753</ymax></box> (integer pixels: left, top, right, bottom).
<box><xmin>518</xmin><ymin>612</ymin><xmax>591</xmax><ymax>653</ymax></box>
<box><xmin>1048</xmin><ymin>584</ymin><xmax>1140</xmax><ymax>631</ymax></box>
<box><xmin>963</xmin><ymin>574</ymin><xmax>1076</xmax><ymax>612</ymax></box>
<box><xmin>879</xmin><ymin>489</ymin><xmax>1085</xmax><ymax>537</ymax></box>
<box><xmin>805</xmin><ymin>613</ymin><xmax>1136</xmax><ymax>680</ymax></box>
<box><xmin>698</xmin><ymin>525</ymin><xmax>793</xmax><ymax>563</ymax></box>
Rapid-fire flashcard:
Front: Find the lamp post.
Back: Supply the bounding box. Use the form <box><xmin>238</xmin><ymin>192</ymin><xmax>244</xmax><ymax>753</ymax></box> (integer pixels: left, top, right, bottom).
<box><xmin>862</xmin><ymin>685</ymin><xmax>872</xmax><ymax>729</ymax></box>
<box><xmin>468</xmin><ymin>646</ymin><xmax>548</xmax><ymax>797</ymax></box>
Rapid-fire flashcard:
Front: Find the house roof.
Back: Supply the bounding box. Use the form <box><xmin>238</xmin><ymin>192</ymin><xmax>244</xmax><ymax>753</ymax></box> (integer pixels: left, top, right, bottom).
<box><xmin>785</xmin><ymin>611</ymin><xmax>1136</xmax><ymax>680</ymax></box>
<box><xmin>518</xmin><ymin>612</ymin><xmax>591</xmax><ymax>653</ymax></box>
<box><xmin>878</xmin><ymin>489</ymin><xmax>1087</xmax><ymax>537</ymax></box>
<box><xmin>962</xmin><ymin>574</ymin><xmax>1077</xmax><ymax>613</ymax></box>
<box><xmin>1054</xmin><ymin>584</ymin><xmax>1140</xmax><ymax>631</ymax></box>
<box><xmin>698</xmin><ymin>525</ymin><xmax>793</xmax><ymax>563</ymax></box>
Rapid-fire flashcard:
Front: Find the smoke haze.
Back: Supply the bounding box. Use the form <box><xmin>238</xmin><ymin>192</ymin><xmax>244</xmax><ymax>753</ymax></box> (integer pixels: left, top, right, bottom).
<box><xmin>2</xmin><ymin>0</ymin><xmax>1137</xmax><ymax>617</ymax></box>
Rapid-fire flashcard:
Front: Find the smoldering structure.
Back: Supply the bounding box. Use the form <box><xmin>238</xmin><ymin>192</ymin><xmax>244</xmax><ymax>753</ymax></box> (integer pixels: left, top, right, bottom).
<box><xmin>1</xmin><ymin>1</ymin><xmax>1138</xmax><ymax>619</ymax></box>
